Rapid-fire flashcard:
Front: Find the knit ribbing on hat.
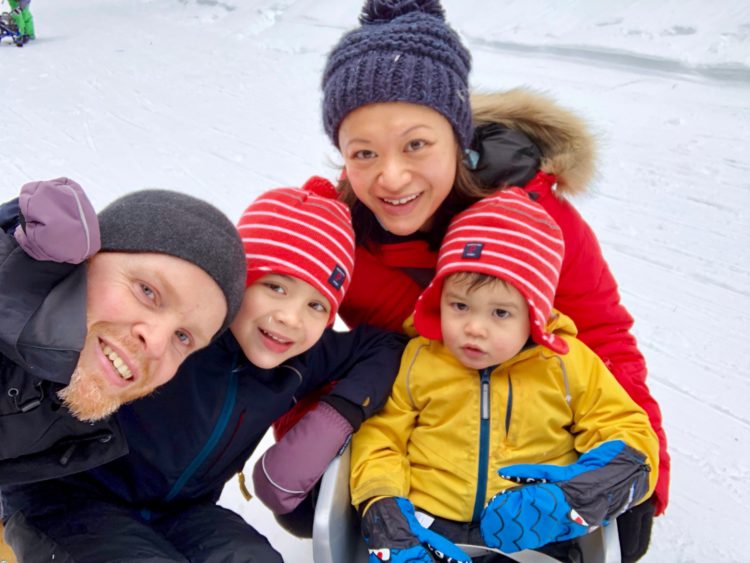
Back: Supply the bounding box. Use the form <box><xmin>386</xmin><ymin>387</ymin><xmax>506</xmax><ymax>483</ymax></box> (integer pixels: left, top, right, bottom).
<box><xmin>97</xmin><ymin>189</ymin><xmax>246</xmax><ymax>338</ymax></box>
<box><xmin>322</xmin><ymin>0</ymin><xmax>472</xmax><ymax>148</ymax></box>
<box><xmin>413</xmin><ymin>187</ymin><xmax>569</xmax><ymax>354</ymax></box>
<box><xmin>236</xmin><ymin>177</ymin><xmax>355</xmax><ymax>325</ymax></box>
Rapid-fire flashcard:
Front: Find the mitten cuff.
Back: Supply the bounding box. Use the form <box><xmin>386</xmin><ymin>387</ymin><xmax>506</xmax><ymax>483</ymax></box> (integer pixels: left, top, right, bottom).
<box><xmin>320</xmin><ymin>394</ymin><xmax>364</xmax><ymax>431</ymax></box>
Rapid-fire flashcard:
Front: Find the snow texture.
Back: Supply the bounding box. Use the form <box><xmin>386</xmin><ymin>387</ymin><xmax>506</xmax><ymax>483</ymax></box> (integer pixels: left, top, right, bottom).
<box><xmin>2</xmin><ymin>1</ymin><xmax>749</xmax><ymax>561</ymax></box>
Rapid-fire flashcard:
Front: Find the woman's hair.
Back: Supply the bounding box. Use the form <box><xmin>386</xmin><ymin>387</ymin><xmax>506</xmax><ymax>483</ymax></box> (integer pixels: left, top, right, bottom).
<box><xmin>337</xmin><ymin>144</ymin><xmax>497</xmax><ymax>250</ymax></box>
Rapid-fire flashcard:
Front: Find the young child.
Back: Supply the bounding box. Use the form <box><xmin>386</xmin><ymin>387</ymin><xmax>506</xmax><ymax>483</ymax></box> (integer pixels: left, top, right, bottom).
<box><xmin>2</xmin><ymin>177</ymin><xmax>406</xmax><ymax>562</ymax></box>
<box><xmin>350</xmin><ymin>188</ymin><xmax>659</xmax><ymax>563</ymax></box>
<box><xmin>7</xmin><ymin>0</ymin><xmax>33</xmax><ymax>45</ymax></box>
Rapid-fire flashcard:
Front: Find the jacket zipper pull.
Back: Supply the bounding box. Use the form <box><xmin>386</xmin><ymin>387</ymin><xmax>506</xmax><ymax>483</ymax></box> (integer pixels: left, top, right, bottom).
<box><xmin>237</xmin><ymin>470</ymin><xmax>253</xmax><ymax>502</ymax></box>
<box><xmin>481</xmin><ymin>369</ymin><xmax>490</xmax><ymax>421</ymax></box>
<box><xmin>59</xmin><ymin>443</ymin><xmax>77</xmax><ymax>466</ymax></box>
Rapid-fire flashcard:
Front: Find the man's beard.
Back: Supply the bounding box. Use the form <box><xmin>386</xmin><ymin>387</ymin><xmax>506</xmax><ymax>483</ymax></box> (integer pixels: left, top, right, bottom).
<box><xmin>58</xmin><ymin>326</ymin><xmax>151</xmax><ymax>422</ymax></box>
<box><xmin>57</xmin><ymin>365</ymin><xmax>121</xmax><ymax>422</ymax></box>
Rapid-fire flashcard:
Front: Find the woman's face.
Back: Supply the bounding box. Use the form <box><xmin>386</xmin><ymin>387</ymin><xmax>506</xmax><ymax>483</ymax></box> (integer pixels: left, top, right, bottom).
<box><xmin>338</xmin><ymin>102</ymin><xmax>458</xmax><ymax>236</ymax></box>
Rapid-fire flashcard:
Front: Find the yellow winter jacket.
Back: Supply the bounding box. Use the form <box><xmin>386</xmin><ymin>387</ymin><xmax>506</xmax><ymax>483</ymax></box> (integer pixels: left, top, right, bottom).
<box><xmin>350</xmin><ymin>312</ymin><xmax>659</xmax><ymax>522</ymax></box>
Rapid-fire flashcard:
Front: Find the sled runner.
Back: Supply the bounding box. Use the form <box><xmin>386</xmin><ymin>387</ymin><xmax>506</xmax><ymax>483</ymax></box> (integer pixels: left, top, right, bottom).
<box><xmin>312</xmin><ymin>444</ymin><xmax>622</xmax><ymax>563</ymax></box>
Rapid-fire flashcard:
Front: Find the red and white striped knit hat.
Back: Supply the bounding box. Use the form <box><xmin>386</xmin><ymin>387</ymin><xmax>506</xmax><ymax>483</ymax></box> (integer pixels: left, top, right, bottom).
<box><xmin>236</xmin><ymin>176</ymin><xmax>355</xmax><ymax>325</ymax></box>
<box><xmin>413</xmin><ymin>187</ymin><xmax>569</xmax><ymax>354</ymax></box>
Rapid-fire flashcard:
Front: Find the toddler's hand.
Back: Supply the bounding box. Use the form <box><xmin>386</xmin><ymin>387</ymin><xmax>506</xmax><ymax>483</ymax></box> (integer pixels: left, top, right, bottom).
<box><xmin>481</xmin><ymin>440</ymin><xmax>650</xmax><ymax>552</ymax></box>
<box><xmin>362</xmin><ymin>497</ymin><xmax>471</xmax><ymax>563</ymax></box>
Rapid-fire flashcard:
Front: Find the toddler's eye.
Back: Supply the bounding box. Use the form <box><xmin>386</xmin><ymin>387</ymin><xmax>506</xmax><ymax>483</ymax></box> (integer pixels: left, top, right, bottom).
<box><xmin>450</xmin><ymin>302</ymin><xmax>467</xmax><ymax>312</ymax></box>
<box><xmin>493</xmin><ymin>308</ymin><xmax>511</xmax><ymax>319</ymax></box>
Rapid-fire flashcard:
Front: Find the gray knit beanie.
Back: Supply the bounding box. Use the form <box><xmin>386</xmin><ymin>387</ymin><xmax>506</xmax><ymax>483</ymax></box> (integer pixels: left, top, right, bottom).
<box><xmin>97</xmin><ymin>189</ymin><xmax>246</xmax><ymax>338</ymax></box>
<box><xmin>322</xmin><ymin>0</ymin><xmax>473</xmax><ymax>149</ymax></box>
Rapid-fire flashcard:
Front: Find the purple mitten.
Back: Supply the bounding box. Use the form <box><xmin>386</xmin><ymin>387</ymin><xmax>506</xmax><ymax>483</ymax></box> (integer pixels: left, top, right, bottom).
<box><xmin>14</xmin><ymin>177</ymin><xmax>101</xmax><ymax>263</ymax></box>
<box><xmin>253</xmin><ymin>401</ymin><xmax>353</xmax><ymax>514</ymax></box>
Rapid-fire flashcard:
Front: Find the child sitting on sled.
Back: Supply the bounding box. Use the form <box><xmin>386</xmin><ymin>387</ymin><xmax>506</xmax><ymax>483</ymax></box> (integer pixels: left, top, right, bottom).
<box><xmin>350</xmin><ymin>188</ymin><xmax>659</xmax><ymax>563</ymax></box>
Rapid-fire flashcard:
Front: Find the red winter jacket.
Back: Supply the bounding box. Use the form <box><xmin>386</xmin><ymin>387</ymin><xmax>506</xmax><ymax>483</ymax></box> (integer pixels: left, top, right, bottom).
<box><xmin>338</xmin><ymin>90</ymin><xmax>669</xmax><ymax>515</ymax></box>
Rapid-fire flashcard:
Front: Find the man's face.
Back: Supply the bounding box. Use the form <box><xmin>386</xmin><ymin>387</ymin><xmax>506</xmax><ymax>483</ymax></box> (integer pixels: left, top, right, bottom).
<box><xmin>230</xmin><ymin>274</ymin><xmax>330</xmax><ymax>369</ymax></box>
<box><xmin>59</xmin><ymin>252</ymin><xmax>226</xmax><ymax>421</ymax></box>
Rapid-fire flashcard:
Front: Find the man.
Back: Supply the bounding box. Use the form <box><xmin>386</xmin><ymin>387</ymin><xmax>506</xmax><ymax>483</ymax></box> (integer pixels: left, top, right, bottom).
<box><xmin>1</xmin><ymin>179</ymin><xmax>407</xmax><ymax>563</ymax></box>
<box><xmin>0</xmin><ymin>178</ymin><xmax>246</xmax><ymax>486</ymax></box>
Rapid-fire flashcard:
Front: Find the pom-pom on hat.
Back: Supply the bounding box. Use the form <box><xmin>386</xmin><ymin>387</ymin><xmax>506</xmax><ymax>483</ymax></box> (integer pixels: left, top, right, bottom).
<box><xmin>413</xmin><ymin>188</ymin><xmax>569</xmax><ymax>354</ymax></box>
<box><xmin>322</xmin><ymin>0</ymin><xmax>473</xmax><ymax>149</ymax></box>
<box><xmin>98</xmin><ymin>189</ymin><xmax>247</xmax><ymax>339</ymax></box>
<box><xmin>236</xmin><ymin>176</ymin><xmax>355</xmax><ymax>325</ymax></box>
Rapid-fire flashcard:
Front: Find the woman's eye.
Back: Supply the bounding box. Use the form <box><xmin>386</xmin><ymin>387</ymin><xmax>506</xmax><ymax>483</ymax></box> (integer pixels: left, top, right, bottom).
<box><xmin>406</xmin><ymin>139</ymin><xmax>427</xmax><ymax>152</ymax></box>
<box><xmin>309</xmin><ymin>301</ymin><xmax>328</xmax><ymax>314</ymax></box>
<box><xmin>493</xmin><ymin>309</ymin><xmax>510</xmax><ymax>319</ymax></box>
<box><xmin>353</xmin><ymin>149</ymin><xmax>376</xmax><ymax>160</ymax></box>
<box><xmin>175</xmin><ymin>330</ymin><xmax>193</xmax><ymax>347</ymax></box>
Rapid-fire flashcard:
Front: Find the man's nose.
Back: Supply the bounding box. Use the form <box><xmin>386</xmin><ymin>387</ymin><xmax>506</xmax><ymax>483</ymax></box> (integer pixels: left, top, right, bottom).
<box><xmin>132</xmin><ymin>320</ymin><xmax>171</xmax><ymax>359</ymax></box>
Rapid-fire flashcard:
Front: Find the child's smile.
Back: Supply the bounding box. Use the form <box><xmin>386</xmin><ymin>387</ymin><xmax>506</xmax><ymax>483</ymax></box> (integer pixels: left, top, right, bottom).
<box><xmin>258</xmin><ymin>326</ymin><xmax>295</xmax><ymax>354</ymax></box>
<box><xmin>231</xmin><ymin>274</ymin><xmax>330</xmax><ymax>369</ymax></box>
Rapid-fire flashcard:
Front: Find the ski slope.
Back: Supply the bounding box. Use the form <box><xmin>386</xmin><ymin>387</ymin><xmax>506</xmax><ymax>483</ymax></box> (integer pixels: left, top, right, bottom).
<box><xmin>2</xmin><ymin>1</ymin><xmax>749</xmax><ymax>561</ymax></box>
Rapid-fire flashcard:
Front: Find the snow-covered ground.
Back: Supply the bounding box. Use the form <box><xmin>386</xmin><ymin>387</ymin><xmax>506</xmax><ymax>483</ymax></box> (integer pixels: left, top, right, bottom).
<box><xmin>3</xmin><ymin>1</ymin><xmax>749</xmax><ymax>561</ymax></box>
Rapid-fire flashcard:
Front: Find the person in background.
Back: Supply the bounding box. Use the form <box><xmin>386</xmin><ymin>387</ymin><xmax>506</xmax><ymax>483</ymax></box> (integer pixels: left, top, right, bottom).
<box><xmin>7</xmin><ymin>0</ymin><xmax>33</xmax><ymax>45</ymax></box>
<box><xmin>351</xmin><ymin>189</ymin><xmax>659</xmax><ymax>563</ymax></box>
<box><xmin>2</xmin><ymin>177</ymin><xmax>406</xmax><ymax>563</ymax></box>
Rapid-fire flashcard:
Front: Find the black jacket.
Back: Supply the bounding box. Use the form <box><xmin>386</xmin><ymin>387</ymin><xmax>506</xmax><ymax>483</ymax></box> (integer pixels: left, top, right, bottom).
<box><xmin>0</xmin><ymin>198</ymin><xmax>127</xmax><ymax>487</ymax></box>
<box><xmin>4</xmin><ymin>322</ymin><xmax>405</xmax><ymax>517</ymax></box>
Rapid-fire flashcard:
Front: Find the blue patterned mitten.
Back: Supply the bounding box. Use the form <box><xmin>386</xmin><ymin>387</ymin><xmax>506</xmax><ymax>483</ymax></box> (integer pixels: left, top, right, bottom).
<box><xmin>481</xmin><ymin>440</ymin><xmax>650</xmax><ymax>552</ymax></box>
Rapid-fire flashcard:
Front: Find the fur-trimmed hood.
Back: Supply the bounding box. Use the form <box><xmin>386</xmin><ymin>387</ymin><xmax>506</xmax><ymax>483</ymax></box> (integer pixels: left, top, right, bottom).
<box><xmin>471</xmin><ymin>89</ymin><xmax>596</xmax><ymax>196</ymax></box>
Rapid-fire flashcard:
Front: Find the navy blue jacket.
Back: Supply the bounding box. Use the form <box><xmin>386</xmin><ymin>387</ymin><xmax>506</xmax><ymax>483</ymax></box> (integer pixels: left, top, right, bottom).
<box><xmin>4</xmin><ymin>326</ymin><xmax>405</xmax><ymax>516</ymax></box>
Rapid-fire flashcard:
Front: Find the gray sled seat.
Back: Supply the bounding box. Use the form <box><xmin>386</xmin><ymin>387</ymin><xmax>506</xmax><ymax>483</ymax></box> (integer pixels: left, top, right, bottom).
<box><xmin>312</xmin><ymin>444</ymin><xmax>621</xmax><ymax>563</ymax></box>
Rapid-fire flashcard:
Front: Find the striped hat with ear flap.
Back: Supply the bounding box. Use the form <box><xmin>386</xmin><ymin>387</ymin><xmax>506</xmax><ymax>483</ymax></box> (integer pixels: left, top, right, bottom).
<box><xmin>236</xmin><ymin>176</ymin><xmax>355</xmax><ymax>325</ymax></box>
<box><xmin>413</xmin><ymin>187</ymin><xmax>569</xmax><ymax>354</ymax></box>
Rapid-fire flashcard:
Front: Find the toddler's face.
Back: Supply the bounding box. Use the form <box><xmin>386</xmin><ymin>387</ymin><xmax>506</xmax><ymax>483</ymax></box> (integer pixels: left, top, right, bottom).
<box><xmin>230</xmin><ymin>274</ymin><xmax>330</xmax><ymax>369</ymax></box>
<box><xmin>440</xmin><ymin>275</ymin><xmax>530</xmax><ymax>370</ymax></box>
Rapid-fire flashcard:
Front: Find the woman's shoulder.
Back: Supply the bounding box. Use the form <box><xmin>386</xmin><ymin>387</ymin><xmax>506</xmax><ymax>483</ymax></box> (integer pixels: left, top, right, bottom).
<box><xmin>472</xmin><ymin>88</ymin><xmax>596</xmax><ymax>196</ymax></box>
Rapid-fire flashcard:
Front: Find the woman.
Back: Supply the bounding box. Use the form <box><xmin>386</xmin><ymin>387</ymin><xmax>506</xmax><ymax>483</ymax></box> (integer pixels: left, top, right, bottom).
<box><xmin>317</xmin><ymin>1</ymin><xmax>668</xmax><ymax>560</ymax></box>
